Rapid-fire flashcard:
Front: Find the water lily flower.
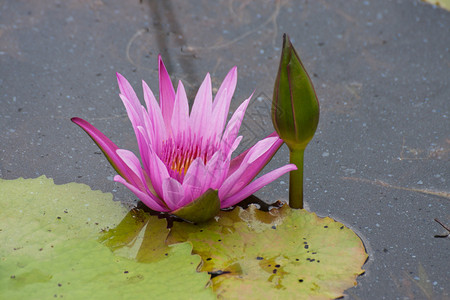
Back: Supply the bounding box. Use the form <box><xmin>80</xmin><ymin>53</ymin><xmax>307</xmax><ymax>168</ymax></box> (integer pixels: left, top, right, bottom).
<box><xmin>72</xmin><ymin>55</ymin><xmax>296</xmax><ymax>222</ymax></box>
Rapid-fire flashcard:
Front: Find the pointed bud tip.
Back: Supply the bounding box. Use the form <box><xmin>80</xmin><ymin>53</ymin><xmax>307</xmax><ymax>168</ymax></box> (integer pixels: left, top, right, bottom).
<box><xmin>282</xmin><ymin>33</ymin><xmax>291</xmax><ymax>49</ymax></box>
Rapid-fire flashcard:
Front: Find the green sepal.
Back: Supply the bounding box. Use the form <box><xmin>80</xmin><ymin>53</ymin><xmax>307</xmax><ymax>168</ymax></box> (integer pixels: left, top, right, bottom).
<box><xmin>172</xmin><ymin>189</ymin><xmax>220</xmax><ymax>223</ymax></box>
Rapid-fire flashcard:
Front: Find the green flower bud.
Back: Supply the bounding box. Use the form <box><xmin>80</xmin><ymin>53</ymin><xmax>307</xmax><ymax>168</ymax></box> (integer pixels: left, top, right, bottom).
<box><xmin>272</xmin><ymin>34</ymin><xmax>320</xmax><ymax>151</ymax></box>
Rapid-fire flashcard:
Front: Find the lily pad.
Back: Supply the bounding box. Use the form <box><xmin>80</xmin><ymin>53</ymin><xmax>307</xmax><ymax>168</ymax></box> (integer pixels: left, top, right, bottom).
<box><xmin>1</xmin><ymin>239</ymin><xmax>213</xmax><ymax>300</ymax></box>
<box><xmin>0</xmin><ymin>176</ymin><xmax>214</xmax><ymax>299</ymax></box>
<box><xmin>168</xmin><ymin>204</ymin><xmax>368</xmax><ymax>299</ymax></box>
<box><xmin>0</xmin><ymin>176</ymin><xmax>126</xmax><ymax>259</ymax></box>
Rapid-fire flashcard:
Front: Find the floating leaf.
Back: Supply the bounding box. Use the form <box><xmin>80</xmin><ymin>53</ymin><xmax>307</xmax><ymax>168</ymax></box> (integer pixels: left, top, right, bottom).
<box><xmin>1</xmin><ymin>240</ymin><xmax>214</xmax><ymax>300</ymax></box>
<box><xmin>0</xmin><ymin>176</ymin><xmax>214</xmax><ymax>299</ymax></box>
<box><xmin>168</xmin><ymin>204</ymin><xmax>368</xmax><ymax>299</ymax></box>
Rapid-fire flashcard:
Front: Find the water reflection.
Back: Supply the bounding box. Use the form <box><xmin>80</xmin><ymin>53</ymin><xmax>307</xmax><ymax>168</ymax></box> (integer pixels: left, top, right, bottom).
<box><xmin>144</xmin><ymin>0</ymin><xmax>199</xmax><ymax>95</ymax></box>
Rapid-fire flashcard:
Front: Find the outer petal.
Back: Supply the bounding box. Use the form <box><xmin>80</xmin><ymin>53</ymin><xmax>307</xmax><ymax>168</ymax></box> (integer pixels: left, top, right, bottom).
<box><xmin>204</xmin><ymin>150</ymin><xmax>224</xmax><ymax>190</ymax></box>
<box><xmin>212</xmin><ymin>66</ymin><xmax>237</xmax><ymax>111</ymax></box>
<box><xmin>219</xmin><ymin>136</ymin><xmax>279</xmax><ymax>200</ymax></box>
<box><xmin>135</xmin><ymin>126</ymin><xmax>152</xmax><ymax>175</ymax></box>
<box><xmin>220</xmin><ymin>95</ymin><xmax>252</xmax><ymax>156</ymax></box>
<box><xmin>142</xmin><ymin>81</ymin><xmax>166</xmax><ymax>153</ymax></box>
<box><xmin>159</xmin><ymin>55</ymin><xmax>176</xmax><ymax>133</ymax></box>
<box><xmin>162</xmin><ymin>177</ymin><xmax>185</xmax><ymax>211</ymax></box>
<box><xmin>220</xmin><ymin>164</ymin><xmax>297</xmax><ymax>208</ymax></box>
<box><xmin>119</xmin><ymin>94</ymin><xmax>143</xmax><ymax>137</ymax></box>
<box><xmin>210</xmin><ymin>66</ymin><xmax>238</xmax><ymax>141</ymax></box>
<box><xmin>116</xmin><ymin>149</ymin><xmax>147</xmax><ymax>192</ymax></box>
<box><xmin>182</xmin><ymin>158</ymin><xmax>209</xmax><ymax>205</ymax></box>
<box><xmin>117</xmin><ymin>73</ymin><xmax>142</xmax><ymax>121</ymax></box>
<box><xmin>207</xmin><ymin>135</ymin><xmax>241</xmax><ymax>190</ymax></box>
<box><xmin>190</xmin><ymin>73</ymin><xmax>212</xmax><ymax>141</ymax></box>
<box><xmin>228</xmin><ymin>131</ymin><xmax>280</xmax><ymax>177</ymax></box>
<box><xmin>71</xmin><ymin>117</ymin><xmax>139</xmax><ymax>187</ymax></box>
<box><xmin>146</xmin><ymin>147</ymin><xmax>171</xmax><ymax>202</ymax></box>
<box><xmin>114</xmin><ymin>175</ymin><xmax>169</xmax><ymax>212</ymax></box>
<box><xmin>171</xmin><ymin>80</ymin><xmax>190</xmax><ymax>140</ymax></box>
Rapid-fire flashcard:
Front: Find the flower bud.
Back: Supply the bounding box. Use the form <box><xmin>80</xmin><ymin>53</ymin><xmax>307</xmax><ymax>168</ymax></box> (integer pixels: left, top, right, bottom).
<box><xmin>272</xmin><ymin>34</ymin><xmax>320</xmax><ymax>151</ymax></box>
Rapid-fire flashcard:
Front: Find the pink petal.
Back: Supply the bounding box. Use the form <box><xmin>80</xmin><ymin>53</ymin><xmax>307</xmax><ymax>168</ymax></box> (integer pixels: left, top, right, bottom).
<box><xmin>227</xmin><ymin>137</ymin><xmax>283</xmax><ymax>194</ymax></box>
<box><xmin>115</xmin><ymin>149</ymin><xmax>146</xmax><ymax>192</ymax></box>
<box><xmin>136</xmin><ymin>126</ymin><xmax>152</xmax><ymax>172</ymax></box>
<box><xmin>71</xmin><ymin>117</ymin><xmax>138</xmax><ymax>186</ymax></box>
<box><xmin>139</xmin><ymin>106</ymin><xmax>155</xmax><ymax>149</ymax></box>
<box><xmin>228</xmin><ymin>131</ymin><xmax>280</xmax><ymax>176</ymax></box>
<box><xmin>219</xmin><ymin>136</ymin><xmax>279</xmax><ymax>199</ymax></box>
<box><xmin>207</xmin><ymin>136</ymin><xmax>241</xmax><ymax>190</ymax></box>
<box><xmin>146</xmin><ymin>147</ymin><xmax>171</xmax><ymax>201</ymax></box>
<box><xmin>211</xmin><ymin>66</ymin><xmax>238</xmax><ymax>139</ymax></box>
<box><xmin>119</xmin><ymin>95</ymin><xmax>154</xmax><ymax>164</ymax></box>
<box><xmin>204</xmin><ymin>150</ymin><xmax>224</xmax><ymax>190</ymax></box>
<box><xmin>182</xmin><ymin>157</ymin><xmax>208</xmax><ymax>201</ymax></box>
<box><xmin>142</xmin><ymin>80</ymin><xmax>167</xmax><ymax>154</ymax></box>
<box><xmin>159</xmin><ymin>55</ymin><xmax>176</xmax><ymax>133</ymax></box>
<box><xmin>190</xmin><ymin>73</ymin><xmax>212</xmax><ymax>140</ymax></box>
<box><xmin>134</xmin><ymin>128</ymin><xmax>166</xmax><ymax>210</ymax></box>
<box><xmin>119</xmin><ymin>93</ymin><xmax>143</xmax><ymax>134</ymax></box>
<box><xmin>229</xmin><ymin>135</ymin><xmax>243</xmax><ymax>157</ymax></box>
<box><xmin>116</xmin><ymin>73</ymin><xmax>142</xmax><ymax>119</ymax></box>
<box><xmin>162</xmin><ymin>177</ymin><xmax>185</xmax><ymax>211</ymax></box>
<box><xmin>171</xmin><ymin>80</ymin><xmax>190</xmax><ymax>139</ymax></box>
<box><xmin>114</xmin><ymin>175</ymin><xmax>169</xmax><ymax>212</ymax></box>
<box><xmin>220</xmin><ymin>95</ymin><xmax>252</xmax><ymax>156</ymax></box>
<box><xmin>142</xmin><ymin>79</ymin><xmax>158</xmax><ymax>114</ymax></box>
<box><xmin>220</xmin><ymin>164</ymin><xmax>297</xmax><ymax>208</ymax></box>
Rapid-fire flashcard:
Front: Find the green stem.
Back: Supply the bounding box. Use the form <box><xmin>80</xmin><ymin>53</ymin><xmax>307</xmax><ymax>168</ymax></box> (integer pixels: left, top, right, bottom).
<box><xmin>289</xmin><ymin>149</ymin><xmax>304</xmax><ymax>209</ymax></box>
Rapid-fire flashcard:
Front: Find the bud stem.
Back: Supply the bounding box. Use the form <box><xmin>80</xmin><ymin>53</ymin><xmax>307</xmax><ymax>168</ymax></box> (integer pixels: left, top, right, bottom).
<box><xmin>289</xmin><ymin>149</ymin><xmax>304</xmax><ymax>209</ymax></box>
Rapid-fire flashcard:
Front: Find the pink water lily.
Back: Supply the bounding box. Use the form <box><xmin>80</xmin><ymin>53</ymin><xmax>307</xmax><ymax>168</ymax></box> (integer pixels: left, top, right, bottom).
<box><xmin>72</xmin><ymin>55</ymin><xmax>296</xmax><ymax>221</ymax></box>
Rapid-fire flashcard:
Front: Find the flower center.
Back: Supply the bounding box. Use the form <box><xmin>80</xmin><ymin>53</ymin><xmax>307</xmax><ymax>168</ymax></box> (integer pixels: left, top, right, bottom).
<box><xmin>161</xmin><ymin>136</ymin><xmax>213</xmax><ymax>182</ymax></box>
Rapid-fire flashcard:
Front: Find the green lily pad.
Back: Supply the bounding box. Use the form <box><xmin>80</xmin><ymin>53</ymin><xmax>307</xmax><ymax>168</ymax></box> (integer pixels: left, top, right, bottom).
<box><xmin>1</xmin><ymin>239</ymin><xmax>213</xmax><ymax>300</ymax></box>
<box><xmin>168</xmin><ymin>204</ymin><xmax>368</xmax><ymax>299</ymax></box>
<box><xmin>0</xmin><ymin>176</ymin><xmax>214</xmax><ymax>299</ymax></box>
<box><xmin>0</xmin><ymin>176</ymin><xmax>126</xmax><ymax>259</ymax></box>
